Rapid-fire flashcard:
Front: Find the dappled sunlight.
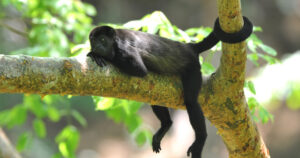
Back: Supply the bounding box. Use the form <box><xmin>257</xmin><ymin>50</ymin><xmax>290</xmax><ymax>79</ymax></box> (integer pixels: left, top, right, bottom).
<box><xmin>245</xmin><ymin>51</ymin><xmax>300</xmax><ymax>107</ymax></box>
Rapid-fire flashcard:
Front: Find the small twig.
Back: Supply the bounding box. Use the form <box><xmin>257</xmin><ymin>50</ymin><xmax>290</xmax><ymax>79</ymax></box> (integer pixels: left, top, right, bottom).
<box><xmin>0</xmin><ymin>20</ymin><xmax>28</xmax><ymax>37</ymax></box>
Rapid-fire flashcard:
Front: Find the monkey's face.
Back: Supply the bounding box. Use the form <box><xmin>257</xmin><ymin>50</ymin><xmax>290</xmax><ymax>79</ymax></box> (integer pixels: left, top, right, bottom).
<box><xmin>90</xmin><ymin>34</ymin><xmax>115</xmax><ymax>60</ymax></box>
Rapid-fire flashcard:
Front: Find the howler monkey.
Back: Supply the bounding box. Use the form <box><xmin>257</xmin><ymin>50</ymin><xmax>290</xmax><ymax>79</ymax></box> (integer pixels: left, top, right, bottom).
<box><xmin>87</xmin><ymin>17</ymin><xmax>252</xmax><ymax>158</ymax></box>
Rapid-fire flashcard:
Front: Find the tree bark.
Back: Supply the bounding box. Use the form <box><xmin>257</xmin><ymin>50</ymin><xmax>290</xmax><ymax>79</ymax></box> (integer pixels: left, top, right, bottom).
<box><xmin>207</xmin><ymin>0</ymin><xmax>270</xmax><ymax>157</ymax></box>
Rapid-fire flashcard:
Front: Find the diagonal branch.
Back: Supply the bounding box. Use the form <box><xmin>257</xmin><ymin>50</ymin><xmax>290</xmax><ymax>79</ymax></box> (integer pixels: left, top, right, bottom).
<box><xmin>0</xmin><ymin>21</ymin><xmax>28</xmax><ymax>37</ymax></box>
<box><xmin>0</xmin><ymin>128</ymin><xmax>22</xmax><ymax>158</ymax></box>
<box><xmin>202</xmin><ymin>0</ymin><xmax>270</xmax><ymax>157</ymax></box>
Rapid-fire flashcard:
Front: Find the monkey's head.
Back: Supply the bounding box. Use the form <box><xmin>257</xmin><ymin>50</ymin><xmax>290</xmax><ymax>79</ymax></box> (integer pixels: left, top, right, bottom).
<box><xmin>89</xmin><ymin>26</ymin><xmax>116</xmax><ymax>60</ymax></box>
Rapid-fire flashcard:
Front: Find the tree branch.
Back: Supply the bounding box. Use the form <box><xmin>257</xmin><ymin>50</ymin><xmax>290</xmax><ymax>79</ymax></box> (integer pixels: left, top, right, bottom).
<box><xmin>0</xmin><ymin>50</ymin><xmax>270</xmax><ymax>157</ymax></box>
<box><xmin>206</xmin><ymin>0</ymin><xmax>270</xmax><ymax>157</ymax></box>
<box><xmin>0</xmin><ymin>21</ymin><xmax>28</xmax><ymax>37</ymax></box>
<box><xmin>0</xmin><ymin>128</ymin><xmax>22</xmax><ymax>158</ymax></box>
<box><xmin>0</xmin><ymin>54</ymin><xmax>186</xmax><ymax>109</ymax></box>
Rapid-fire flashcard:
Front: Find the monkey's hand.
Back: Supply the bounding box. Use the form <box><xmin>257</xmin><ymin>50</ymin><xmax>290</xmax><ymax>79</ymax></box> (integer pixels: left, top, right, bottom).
<box><xmin>87</xmin><ymin>52</ymin><xmax>106</xmax><ymax>67</ymax></box>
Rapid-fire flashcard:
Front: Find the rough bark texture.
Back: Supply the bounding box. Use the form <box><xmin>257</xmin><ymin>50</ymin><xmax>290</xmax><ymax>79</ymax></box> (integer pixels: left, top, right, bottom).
<box><xmin>0</xmin><ymin>129</ymin><xmax>22</xmax><ymax>158</ymax></box>
<box><xmin>0</xmin><ymin>1</ymin><xmax>270</xmax><ymax>157</ymax></box>
<box><xmin>209</xmin><ymin>0</ymin><xmax>270</xmax><ymax>157</ymax></box>
<box><xmin>0</xmin><ymin>54</ymin><xmax>186</xmax><ymax>109</ymax></box>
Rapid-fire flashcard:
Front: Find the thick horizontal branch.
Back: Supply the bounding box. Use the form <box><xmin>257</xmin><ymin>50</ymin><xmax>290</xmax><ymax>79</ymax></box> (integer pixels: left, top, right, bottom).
<box><xmin>0</xmin><ymin>54</ymin><xmax>189</xmax><ymax>109</ymax></box>
<box><xmin>0</xmin><ymin>51</ymin><xmax>268</xmax><ymax>158</ymax></box>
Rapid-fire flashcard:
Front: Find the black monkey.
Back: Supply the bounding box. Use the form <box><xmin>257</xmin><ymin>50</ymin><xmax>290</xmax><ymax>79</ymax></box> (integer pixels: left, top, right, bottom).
<box><xmin>87</xmin><ymin>17</ymin><xmax>252</xmax><ymax>158</ymax></box>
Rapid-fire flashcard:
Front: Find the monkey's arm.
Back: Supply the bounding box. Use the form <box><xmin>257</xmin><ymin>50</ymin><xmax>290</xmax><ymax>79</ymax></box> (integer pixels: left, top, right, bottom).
<box><xmin>113</xmin><ymin>48</ymin><xmax>148</xmax><ymax>77</ymax></box>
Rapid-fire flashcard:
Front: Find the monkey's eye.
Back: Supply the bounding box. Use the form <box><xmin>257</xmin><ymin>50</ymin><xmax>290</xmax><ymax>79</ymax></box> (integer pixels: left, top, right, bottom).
<box><xmin>99</xmin><ymin>37</ymin><xmax>107</xmax><ymax>45</ymax></box>
<box><xmin>100</xmin><ymin>37</ymin><xmax>105</xmax><ymax>42</ymax></box>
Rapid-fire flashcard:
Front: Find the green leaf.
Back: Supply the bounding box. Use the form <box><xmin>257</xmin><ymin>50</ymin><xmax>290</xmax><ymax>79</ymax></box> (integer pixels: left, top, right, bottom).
<box><xmin>58</xmin><ymin>142</ymin><xmax>70</xmax><ymax>158</ymax></box>
<box><xmin>159</xmin><ymin>27</ymin><xmax>173</xmax><ymax>39</ymax></box>
<box><xmin>106</xmin><ymin>106</ymin><xmax>125</xmax><ymax>123</ymax></box>
<box><xmin>135</xmin><ymin>130</ymin><xmax>152</xmax><ymax>146</ymax></box>
<box><xmin>95</xmin><ymin>97</ymin><xmax>115</xmax><ymax>110</ymax></box>
<box><xmin>83</xmin><ymin>3</ymin><xmax>97</xmax><ymax>16</ymax></box>
<box><xmin>247</xmin><ymin>97</ymin><xmax>259</xmax><ymax>111</ymax></box>
<box><xmin>258</xmin><ymin>106</ymin><xmax>274</xmax><ymax>124</ymax></box>
<box><xmin>6</xmin><ymin>105</ymin><xmax>27</xmax><ymax>128</ymax></box>
<box><xmin>55</xmin><ymin>126</ymin><xmax>80</xmax><ymax>152</ymax></box>
<box><xmin>259</xmin><ymin>44</ymin><xmax>277</xmax><ymax>56</ymax></box>
<box><xmin>258</xmin><ymin>54</ymin><xmax>279</xmax><ymax>64</ymax></box>
<box><xmin>71</xmin><ymin>43</ymin><xmax>89</xmax><ymax>54</ymax></box>
<box><xmin>24</xmin><ymin>95</ymin><xmax>47</xmax><ymax>118</ymax></box>
<box><xmin>52</xmin><ymin>153</ymin><xmax>63</xmax><ymax>158</ymax></box>
<box><xmin>125</xmin><ymin>114</ymin><xmax>142</xmax><ymax>133</ymax></box>
<box><xmin>201</xmin><ymin>62</ymin><xmax>216</xmax><ymax>75</ymax></box>
<box><xmin>247</xmin><ymin>53</ymin><xmax>260</xmax><ymax>66</ymax></box>
<box><xmin>249</xmin><ymin>34</ymin><xmax>263</xmax><ymax>45</ymax></box>
<box><xmin>247</xmin><ymin>39</ymin><xmax>257</xmax><ymax>53</ymax></box>
<box><xmin>33</xmin><ymin>119</ymin><xmax>47</xmax><ymax>138</ymax></box>
<box><xmin>48</xmin><ymin>106</ymin><xmax>61</xmax><ymax>122</ymax></box>
<box><xmin>16</xmin><ymin>132</ymin><xmax>32</xmax><ymax>152</ymax></box>
<box><xmin>123</xmin><ymin>20</ymin><xmax>144</xmax><ymax>30</ymax></box>
<box><xmin>287</xmin><ymin>83</ymin><xmax>300</xmax><ymax>110</ymax></box>
<box><xmin>0</xmin><ymin>110</ymin><xmax>11</xmax><ymax>126</ymax></box>
<box><xmin>71</xmin><ymin>110</ymin><xmax>87</xmax><ymax>127</ymax></box>
<box><xmin>246</xmin><ymin>81</ymin><xmax>256</xmax><ymax>95</ymax></box>
<box><xmin>173</xmin><ymin>26</ymin><xmax>190</xmax><ymax>42</ymax></box>
<box><xmin>253</xmin><ymin>26</ymin><xmax>263</xmax><ymax>32</ymax></box>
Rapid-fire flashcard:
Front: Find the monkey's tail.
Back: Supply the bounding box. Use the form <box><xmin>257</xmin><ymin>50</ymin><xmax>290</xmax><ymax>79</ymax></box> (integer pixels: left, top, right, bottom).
<box><xmin>191</xmin><ymin>16</ymin><xmax>253</xmax><ymax>55</ymax></box>
<box><xmin>191</xmin><ymin>32</ymin><xmax>219</xmax><ymax>54</ymax></box>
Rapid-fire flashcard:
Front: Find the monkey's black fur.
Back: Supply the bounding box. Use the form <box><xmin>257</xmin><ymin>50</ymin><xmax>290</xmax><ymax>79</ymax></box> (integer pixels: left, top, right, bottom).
<box><xmin>88</xmin><ymin>17</ymin><xmax>252</xmax><ymax>158</ymax></box>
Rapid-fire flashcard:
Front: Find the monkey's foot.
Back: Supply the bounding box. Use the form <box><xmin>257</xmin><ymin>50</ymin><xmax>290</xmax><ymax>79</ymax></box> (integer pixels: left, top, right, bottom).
<box><xmin>152</xmin><ymin>134</ymin><xmax>162</xmax><ymax>153</ymax></box>
<box><xmin>187</xmin><ymin>141</ymin><xmax>202</xmax><ymax>158</ymax></box>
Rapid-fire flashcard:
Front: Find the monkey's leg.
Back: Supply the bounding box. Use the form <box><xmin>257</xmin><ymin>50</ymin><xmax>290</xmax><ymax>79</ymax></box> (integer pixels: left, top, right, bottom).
<box><xmin>181</xmin><ymin>67</ymin><xmax>207</xmax><ymax>158</ymax></box>
<box><xmin>151</xmin><ymin>105</ymin><xmax>172</xmax><ymax>153</ymax></box>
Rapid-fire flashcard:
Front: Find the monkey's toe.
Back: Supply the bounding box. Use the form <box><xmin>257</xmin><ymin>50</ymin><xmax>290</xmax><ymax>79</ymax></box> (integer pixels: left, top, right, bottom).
<box><xmin>187</xmin><ymin>141</ymin><xmax>201</xmax><ymax>158</ymax></box>
<box><xmin>152</xmin><ymin>135</ymin><xmax>162</xmax><ymax>153</ymax></box>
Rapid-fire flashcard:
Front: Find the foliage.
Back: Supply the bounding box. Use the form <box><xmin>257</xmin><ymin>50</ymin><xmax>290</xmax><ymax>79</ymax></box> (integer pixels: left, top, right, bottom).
<box><xmin>1</xmin><ymin>0</ymin><xmax>95</xmax><ymax>57</ymax></box>
<box><xmin>93</xmin><ymin>97</ymin><xmax>152</xmax><ymax>146</ymax></box>
<box><xmin>0</xmin><ymin>0</ymin><xmax>277</xmax><ymax>157</ymax></box>
<box><xmin>287</xmin><ymin>82</ymin><xmax>300</xmax><ymax>110</ymax></box>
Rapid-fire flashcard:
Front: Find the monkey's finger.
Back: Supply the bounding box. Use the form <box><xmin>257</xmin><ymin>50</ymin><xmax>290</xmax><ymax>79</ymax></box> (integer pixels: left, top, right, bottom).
<box><xmin>152</xmin><ymin>147</ymin><xmax>161</xmax><ymax>153</ymax></box>
<box><xmin>87</xmin><ymin>52</ymin><xmax>92</xmax><ymax>57</ymax></box>
<box><xmin>93</xmin><ymin>57</ymin><xmax>104</xmax><ymax>67</ymax></box>
<box><xmin>87</xmin><ymin>53</ymin><xmax>96</xmax><ymax>62</ymax></box>
<box><xmin>99</xmin><ymin>58</ymin><xmax>107</xmax><ymax>67</ymax></box>
<box><xmin>187</xmin><ymin>147</ymin><xmax>192</xmax><ymax>157</ymax></box>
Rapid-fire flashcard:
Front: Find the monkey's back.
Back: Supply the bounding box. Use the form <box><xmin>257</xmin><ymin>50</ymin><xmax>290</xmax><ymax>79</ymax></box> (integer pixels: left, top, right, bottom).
<box><xmin>115</xmin><ymin>29</ymin><xmax>199</xmax><ymax>74</ymax></box>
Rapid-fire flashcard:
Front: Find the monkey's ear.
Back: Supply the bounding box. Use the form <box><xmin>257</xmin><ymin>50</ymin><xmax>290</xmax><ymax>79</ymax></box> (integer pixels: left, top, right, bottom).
<box><xmin>89</xmin><ymin>26</ymin><xmax>116</xmax><ymax>40</ymax></box>
<box><xmin>100</xmin><ymin>26</ymin><xmax>116</xmax><ymax>37</ymax></box>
